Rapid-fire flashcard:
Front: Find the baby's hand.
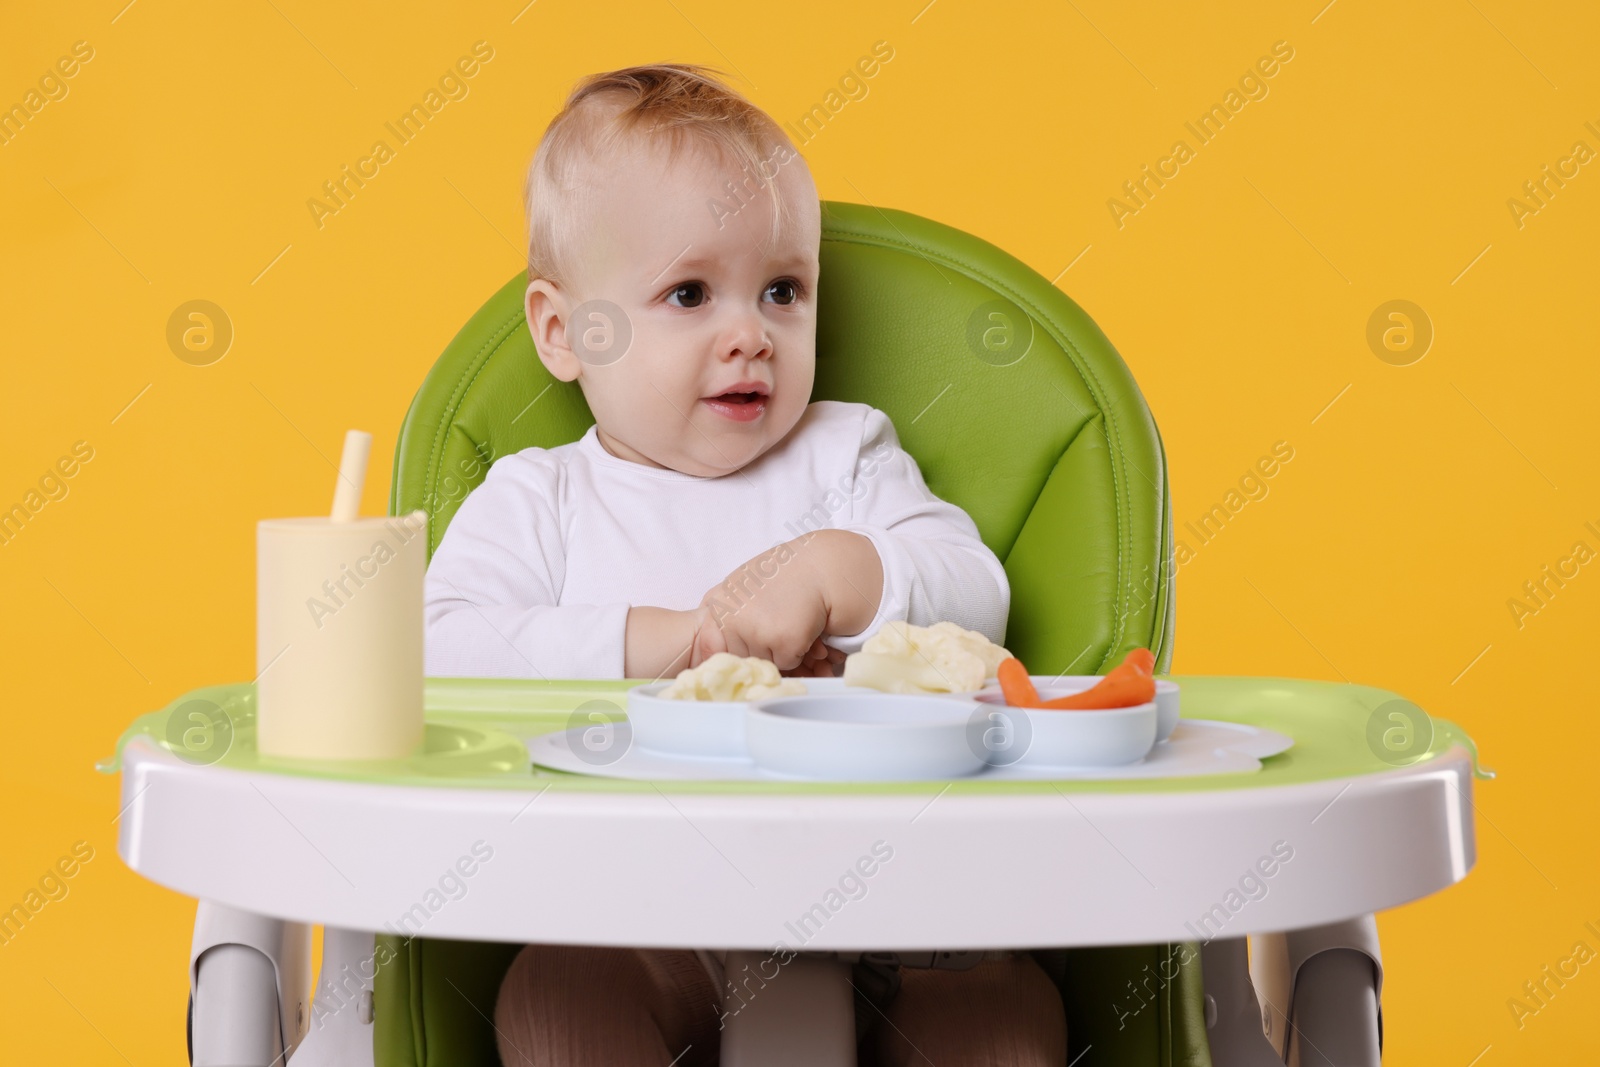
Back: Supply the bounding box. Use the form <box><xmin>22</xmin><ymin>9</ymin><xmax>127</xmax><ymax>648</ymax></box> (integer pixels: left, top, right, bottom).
<box><xmin>693</xmin><ymin>539</ymin><xmax>832</xmax><ymax>671</ymax></box>
<box><xmin>782</xmin><ymin>637</ymin><xmax>846</xmax><ymax>678</ymax></box>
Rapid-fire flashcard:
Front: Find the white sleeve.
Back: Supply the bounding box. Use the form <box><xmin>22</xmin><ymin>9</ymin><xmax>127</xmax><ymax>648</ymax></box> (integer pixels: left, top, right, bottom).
<box><xmin>828</xmin><ymin>407</ymin><xmax>1011</xmax><ymax>653</ymax></box>
<box><xmin>423</xmin><ymin>454</ymin><xmax>629</xmax><ymax>679</ymax></box>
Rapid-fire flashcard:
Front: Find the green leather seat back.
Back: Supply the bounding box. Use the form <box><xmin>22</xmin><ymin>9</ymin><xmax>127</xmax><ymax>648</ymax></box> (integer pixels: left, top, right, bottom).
<box><xmin>381</xmin><ymin>202</ymin><xmax>1201</xmax><ymax>1066</ymax></box>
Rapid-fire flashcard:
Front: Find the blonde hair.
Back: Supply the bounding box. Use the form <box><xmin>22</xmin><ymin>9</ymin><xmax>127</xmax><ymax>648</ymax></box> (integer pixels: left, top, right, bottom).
<box><xmin>524</xmin><ymin>63</ymin><xmax>800</xmax><ymax>288</ymax></box>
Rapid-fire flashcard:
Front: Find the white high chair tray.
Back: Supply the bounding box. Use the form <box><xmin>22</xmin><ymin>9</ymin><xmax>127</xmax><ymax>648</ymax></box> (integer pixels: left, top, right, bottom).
<box><xmin>524</xmin><ymin>718</ymin><xmax>1294</xmax><ymax>781</ymax></box>
<box><xmin>109</xmin><ymin>675</ymin><xmax>1484</xmax><ymax>950</ymax></box>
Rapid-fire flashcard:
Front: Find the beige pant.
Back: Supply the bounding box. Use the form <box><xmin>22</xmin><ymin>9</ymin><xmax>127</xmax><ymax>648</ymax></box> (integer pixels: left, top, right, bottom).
<box><xmin>494</xmin><ymin>944</ymin><xmax>1066</xmax><ymax>1067</ymax></box>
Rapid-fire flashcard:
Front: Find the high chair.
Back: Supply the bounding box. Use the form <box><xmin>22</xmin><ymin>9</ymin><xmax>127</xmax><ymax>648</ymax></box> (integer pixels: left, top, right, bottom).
<box><xmin>111</xmin><ymin>201</ymin><xmax>1484</xmax><ymax>1066</ymax></box>
<box><xmin>385</xmin><ymin>198</ymin><xmax>1198</xmax><ymax>1062</ymax></box>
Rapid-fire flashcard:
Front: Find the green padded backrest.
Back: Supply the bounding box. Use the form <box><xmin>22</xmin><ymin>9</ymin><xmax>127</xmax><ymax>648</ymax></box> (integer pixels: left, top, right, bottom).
<box><xmin>391</xmin><ymin>200</ymin><xmax>1174</xmax><ymax>673</ymax></box>
<box><xmin>379</xmin><ymin>202</ymin><xmax>1200</xmax><ymax>1067</ymax></box>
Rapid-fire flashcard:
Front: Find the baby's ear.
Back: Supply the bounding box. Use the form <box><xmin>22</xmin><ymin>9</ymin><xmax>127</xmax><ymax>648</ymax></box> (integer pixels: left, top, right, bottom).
<box><xmin>525</xmin><ymin>280</ymin><xmax>581</xmax><ymax>382</ymax></box>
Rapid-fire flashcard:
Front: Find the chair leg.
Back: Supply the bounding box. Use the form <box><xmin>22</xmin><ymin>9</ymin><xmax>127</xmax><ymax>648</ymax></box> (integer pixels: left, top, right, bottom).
<box><xmin>289</xmin><ymin>928</ymin><xmax>380</xmax><ymax>1067</ymax></box>
<box><xmin>1199</xmin><ymin>937</ymin><xmax>1288</xmax><ymax>1067</ymax></box>
<box><xmin>1252</xmin><ymin>917</ymin><xmax>1382</xmax><ymax>1067</ymax></box>
<box><xmin>1250</xmin><ymin>931</ymin><xmax>1293</xmax><ymax>1056</ymax></box>
<box><xmin>192</xmin><ymin>944</ymin><xmax>283</xmax><ymax>1066</ymax></box>
<box><xmin>1284</xmin><ymin>951</ymin><xmax>1380</xmax><ymax>1067</ymax></box>
<box><xmin>189</xmin><ymin>901</ymin><xmax>311</xmax><ymax>1064</ymax></box>
<box><xmin>718</xmin><ymin>950</ymin><xmax>857</xmax><ymax>1067</ymax></box>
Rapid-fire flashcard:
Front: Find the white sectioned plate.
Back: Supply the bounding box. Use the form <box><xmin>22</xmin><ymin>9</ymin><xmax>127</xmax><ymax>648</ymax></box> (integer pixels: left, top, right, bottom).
<box><xmin>975</xmin><ymin>675</ymin><xmax>1181</xmax><ymax>742</ymax></box>
<box><xmin>972</xmin><ymin>692</ymin><xmax>1157</xmax><ymax>768</ymax></box>
<box><xmin>627</xmin><ymin>677</ymin><xmax>867</xmax><ymax>758</ymax></box>
<box><xmin>523</xmin><ymin>717</ymin><xmax>1293</xmax><ymax>782</ymax></box>
<box><xmin>745</xmin><ymin>693</ymin><xmax>988</xmax><ymax>781</ymax></box>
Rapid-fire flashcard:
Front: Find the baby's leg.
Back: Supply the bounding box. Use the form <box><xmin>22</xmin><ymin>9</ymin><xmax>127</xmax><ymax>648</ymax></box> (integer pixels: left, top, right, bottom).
<box><xmin>494</xmin><ymin>944</ymin><xmax>720</xmax><ymax>1067</ymax></box>
<box><xmin>867</xmin><ymin>955</ymin><xmax>1066</xmax><ymax>1067</ymax></box>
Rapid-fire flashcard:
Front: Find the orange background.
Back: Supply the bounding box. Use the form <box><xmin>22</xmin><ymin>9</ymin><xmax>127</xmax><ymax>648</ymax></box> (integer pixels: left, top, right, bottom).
<box><xmin>2</xmin><ymin>0</ymin><xmax>1596</xmax><ymax>1061</ymax></box>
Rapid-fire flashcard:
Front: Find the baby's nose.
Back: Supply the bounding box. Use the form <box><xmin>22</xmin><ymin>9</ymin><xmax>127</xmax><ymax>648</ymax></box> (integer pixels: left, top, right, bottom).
<box><xmin>719</xmin><ymin>318</ymin><xmax>773</xmax><ymax>361</ymax></box>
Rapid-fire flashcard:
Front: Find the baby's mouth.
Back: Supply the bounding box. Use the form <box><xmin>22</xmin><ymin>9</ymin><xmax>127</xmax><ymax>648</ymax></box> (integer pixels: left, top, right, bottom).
<box><xmin>701</xmin><ymin>389</ymin><xmax>770</xmax><ymax>423</ymax></box>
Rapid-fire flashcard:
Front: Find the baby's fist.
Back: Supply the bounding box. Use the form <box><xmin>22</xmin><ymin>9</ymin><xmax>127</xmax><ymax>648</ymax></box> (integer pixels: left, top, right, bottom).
<box><xmin>697</xmin><ymin>541</ymin><xmax>830</xmax><ymax>671</ymax></box>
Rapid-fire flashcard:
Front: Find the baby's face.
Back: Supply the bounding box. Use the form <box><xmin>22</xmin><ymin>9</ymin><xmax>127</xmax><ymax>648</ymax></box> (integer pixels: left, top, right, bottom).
<box><xmin>529</xmin><ymin>137</ymin><xmax>821</xmax><ymax>477</ymax></box>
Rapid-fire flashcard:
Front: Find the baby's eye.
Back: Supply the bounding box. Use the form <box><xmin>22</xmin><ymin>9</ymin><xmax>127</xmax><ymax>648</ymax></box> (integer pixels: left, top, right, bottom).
<box><xmin>765</xmin><ymin>278</ymin><xmax>803</xmax><ymax>305</ymax></box>
<box><xmin>667</xmin><ymin>282</ymin><xmax>706</xmax><ymax>308</ymax></box>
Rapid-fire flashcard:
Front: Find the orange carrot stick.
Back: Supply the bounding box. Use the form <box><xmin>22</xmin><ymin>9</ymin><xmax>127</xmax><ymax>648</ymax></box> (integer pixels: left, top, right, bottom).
<box><xmin>1040</xmin><ymin>666</ymin><xmax>1154</xmax><ymax>709</ymax></box>
<box><xmin>997</xmin><ymin>657</ymin><xmax>1043</xmax><ymax>708</ymax></box>
<box><xmin>1039</xmin><ymin>651</ymin><xmax>1156</xmax><ymax>710</ymax></box>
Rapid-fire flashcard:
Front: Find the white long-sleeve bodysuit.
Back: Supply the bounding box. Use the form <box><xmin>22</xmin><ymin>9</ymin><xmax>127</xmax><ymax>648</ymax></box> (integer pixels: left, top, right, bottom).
<box><xmin>424</xmin><ymin>400</ymin><xmax>1010</xmax><ymax>679</ymax></box>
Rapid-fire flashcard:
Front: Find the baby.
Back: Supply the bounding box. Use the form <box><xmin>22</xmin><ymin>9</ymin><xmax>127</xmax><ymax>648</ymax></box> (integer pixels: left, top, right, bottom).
<box><xmin>424</xmin><ymin>64</ymin><xmax>1065</xmax><ymax>1065</ymax></box>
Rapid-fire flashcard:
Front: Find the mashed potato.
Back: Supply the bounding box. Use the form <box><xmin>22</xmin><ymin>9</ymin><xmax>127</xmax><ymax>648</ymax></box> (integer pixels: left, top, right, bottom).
<box><xmin>842</xmin><ymin>620</ymin><xmax>1010</xmax><ymax>694</ymax></box>
<box><xmin>659</xmin><ymin>652</ymin><xmax>807</xmax><ymax>701</ymax></box>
